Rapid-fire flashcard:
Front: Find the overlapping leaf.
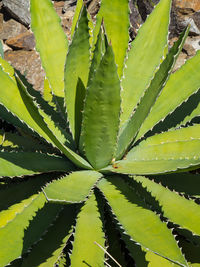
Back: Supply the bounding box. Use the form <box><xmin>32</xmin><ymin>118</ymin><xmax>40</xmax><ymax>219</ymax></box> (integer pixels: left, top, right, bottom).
<box><xmin>65</xmin><ymin>6</ymin><xmax>90</xmax><ymax>141</ymax></box>
<box><xmin>98</xmin><ymin>176</ymin><xmax>187</xmax><ymax>266</ymax></box>
<box><xmin>116</xmin><ymin>27</ymin><xmax>189</xmax><ymax>159</ymax></box>
<box><xmin>120</xmin><ymin>0</ymin><xmax>172</xmax><ymax>126</ymax></box>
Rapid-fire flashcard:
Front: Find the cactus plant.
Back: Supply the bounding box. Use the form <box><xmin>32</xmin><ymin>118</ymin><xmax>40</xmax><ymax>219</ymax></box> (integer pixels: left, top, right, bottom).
<box><xmin>1</xmin><ymin>0</ymin><xmax>200</xmax><ymax>266</ymax></box>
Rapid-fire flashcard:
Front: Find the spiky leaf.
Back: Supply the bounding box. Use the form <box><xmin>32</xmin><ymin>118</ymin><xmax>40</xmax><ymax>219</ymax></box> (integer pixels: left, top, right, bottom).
<box><xmin>44</xmin><ymin>171</ymin><xmax>102</xmax><ymax>203</ymax></box>
<box><xmin>70</xmin><ymin>193</ymin><xmax>105</xmax><ymax>266</ymax></box>
<box><xmin>21</xmin><ymin>206</ymin><xmax>76</xmax><ymax>267</ymax></box>
<box><xmin>94</xmin><ymin>0</ymin><xmax>129</xmax><ymax>77</ymax></box>
<box><xmin>107</xmin><ymin>125</ymin><xmax>200</xmax><ymax>175</ymax></box>
<box><xmin>120</xmin><ymin>0</ymin><xmax>171</xmax><ymax>126</ymax></box>
<box><xmin>116</xmin><ymin>27</ymin><xmax>189</xmax><ymax>159</ymax></box>
<box><xmin>80</xmin><ymin>42</ymin><xmax>121</xmax><ymax>169</ymax></box>
<box><xmin>0</xmin><ymin>193</ymin><xmax>46</xmax><ymax>266</ymax></box>
<box><xmin>98</xmin><ymin>177</ymin><xmax>187</xmax><ymax>266</ymax></box>
<box><xmin>65</xmin><ymin>6</ymin><xmax>90</xmax><ymax>140</ymax></box>
<box><xmin>30</xmin><ymin>0</ymin><xmax>68</xmax><ymax>112</ymax></box>
<box><xmin>137</xmin><ymin>50</ymin><xmax>200</xmax><ymax>140</ymax></box>
<box><xmin>133</xmin><ymin>175</ymin><xmax>200</xmax><ymax>236</ymax></box>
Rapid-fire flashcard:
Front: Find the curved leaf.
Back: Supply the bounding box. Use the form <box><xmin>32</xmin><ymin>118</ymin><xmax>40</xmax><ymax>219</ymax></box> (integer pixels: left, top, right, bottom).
<box><xmin>44</xmin><ymin>171</ymin><xmax>102</xmax><ymax>203</ymax></box>
<box><xmin>98</xmin><ymin>176</ymin><xmax>187</xmax><ymax>266</ymax></box>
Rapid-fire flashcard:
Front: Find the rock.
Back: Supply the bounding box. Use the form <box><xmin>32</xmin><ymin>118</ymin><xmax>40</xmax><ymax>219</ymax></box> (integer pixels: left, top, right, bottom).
<box><xmin>87</xmin><ymin>0</ymin><xmax>100</xmax><ymax>16</ymax></box>
<box><xmin>129</xmin><ymin>1</ymin><xmax>143</xmax><ymax>39</ymax></box>
<box><xmin>136</xmin><ymin>0</ymin><xmax>159</xmax><ymax>21</ymax></box>
<box><xmin>61</xmin><ymin>10</ymin><xmax>75</xmax><ymax>39</ymax></box>
<box><xmin>54</xmin><ymin>1</ymin><xmax>65</xmax><ymax>17</ymax></box>
<box><xmin>193</xmin><ymin>12</ymin><xmax>200</xmax><ymax>29</ymax></box>
<box><xmin>172</xmin><ymin>0</ymin><xmax>200</xmax><ymax>36</ymax></box>
<box><xmin>2</xmin><ymin>42</ymin><xmax>12</xmax><ymax>53</ymax></box>
<box><xmin>63</xmin><ymin>0</ymin><xmax>77</xmax><ymax>13</ymax></box>
<box><xmin>183</xmin><ymin>36</ymin><xmax>200</xmax><ymax>55</ymax></box>
<box><xmin>173</xmin><ymin>52</ymin><xmax>187</xmax><ymax>72</ymax></box>
<box><xmin>5</xmin><ymin>31</ymin><xmax>35</xmax><ymax>50</ymax></box>
<box><xmin>0</xmin><ymin>19</ymin><xmax>27</xmax><ymax>40</ymax></box>
<box><xmin>2</xmin><ymin>0</ymin><xmax>30</xmax><ymax>26</ymax></box>
<box><xmin>4</xmin><ymin>50</ymin><xmax>45</xmax><ymax>91</ymax></box>
<box><xmin>174</xmin><ymin>0</ymin><xmax>200</xmax><ymax>12</ymax></box>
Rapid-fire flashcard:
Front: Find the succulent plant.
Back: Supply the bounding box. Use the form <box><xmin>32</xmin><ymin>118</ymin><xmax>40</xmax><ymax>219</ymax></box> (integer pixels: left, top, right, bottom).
<box><xmin>1</xmin><ymin>0</ymin><xmax>200</xmax><ymax>266</ymax></box>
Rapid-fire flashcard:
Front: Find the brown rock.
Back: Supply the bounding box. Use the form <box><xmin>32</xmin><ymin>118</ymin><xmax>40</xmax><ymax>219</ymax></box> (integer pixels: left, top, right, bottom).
<box><xmin>174</xmin><ymin>0</ymin><xmax>200</xmax><ymax>12</ymax></box>
<box><xmin>183</xmin><ymin>36</ymin><xmax>200</xmax><ymax>55</ymax></box>
<box><xmin>54</xmin><ymin>1</ymin><xmax>65</xmax><ymax>17</ymax></box>
<box><xmin>61</xmin><ymin>10</ymin><xmax>75</xmax><ymax>39</ymax></box>
<box><xmin>88</xmin><ymin>0</ymin><xmax>100</xmax><ymax>16</ymax></box>
<box><xmin>173</xmin><ymin>52</ymin><xmax>187</xmax><ymax>72</ymax></box>
<box><xmin>2</xmin><ymin>42</ymin><xmax>12</xmax><ymax>53</ymax></box>
<box><xmin>6</xmin><ymin>31</ymin><xmax>35</xmax><ymax>50</ymax></box>
<box><xmin>4</xmin><ymin>50</ymin><xmax>45</xmax><ymax>91</ymax></box>
<box><xmin>0</xmin><ymin>19</ymin><xmax>27</xmax><ymax>40</ymax></box>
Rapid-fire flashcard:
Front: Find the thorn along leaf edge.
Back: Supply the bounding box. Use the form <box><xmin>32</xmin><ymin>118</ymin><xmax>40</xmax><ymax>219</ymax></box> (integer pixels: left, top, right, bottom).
<box><xmin>0</xmin><ymin>0</ymin><xmax>200</xmax><ymax>266</ymax></box>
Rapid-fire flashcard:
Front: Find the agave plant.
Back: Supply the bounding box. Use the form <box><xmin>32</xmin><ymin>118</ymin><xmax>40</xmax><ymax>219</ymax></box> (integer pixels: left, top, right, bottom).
<box><xmin>1</xmin><ymin>0</ymin><xmax>200</xmax><ymax>266</ymax></box>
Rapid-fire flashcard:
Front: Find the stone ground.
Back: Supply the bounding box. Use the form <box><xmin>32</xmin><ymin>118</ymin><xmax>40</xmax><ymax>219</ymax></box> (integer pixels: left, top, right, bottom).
<box><xmin>0</xmin><ymin>0</ymin><xmax>200</xmax><ymax>92</ymax></box>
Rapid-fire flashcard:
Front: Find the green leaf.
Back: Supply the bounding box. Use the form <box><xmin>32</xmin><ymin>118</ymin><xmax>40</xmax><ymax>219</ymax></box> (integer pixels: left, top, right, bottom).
<box><xmin>0</xmin><ymin>67</ymin><xmax>91</xmax><ymax>169</ymax></box>
<box><xmin>16</xmin><ymin>70</ymin><xmax>69</xmax><ymax>135</ymax></box>
<box><xmin>0</xmin><ymin>152</ymin><xmax>74</xmax><ymax>177</ymax></box>
<box><xmin>80</xmin><ymin>42</ymin><xmax>121</xmax><ymax>169</ymax></box>
<box><xmin>44</xmin><ymin>171</ymin><xmax>102</xmax><ymax>203</ymax></box>
<box><xmin>0</xmin><ymin>193</ymin><xmax>46</xmax><ymax>266</ymax></box>
<box><xmin>65</xmin><ymin>6</ymin><xmax>90</xmax><ymax>140</ymax></box>
<box><xmin>145</xmin><ymin>249</ymin><xmax>181</xmax><ymax>266</ymax></box>
<box><xmin>107</xmin><ymin>125</ymin><xmax>200</xmax><ymax>175</ymax></box>
<box><xmin>0</xmin><ymin>130</ymin><xmax>55</xmax><ymax>153</ymax></box>
<box><xmin>94</xmin><ymin>0</ymin><xmax>130</xmax><ymax>77</ymax></box>
<box><xmin>0</xmin><ymin>57</ymin><xmax>15</xmax><ymax>78</ymax></box>
<box><xmin>43</xmin><ymin>76</ymin><xmax>56</xmax><ymax>109</ymax></box>
<box><xmin>88</xmin><ymin>24</ymin><xmax>105</xmax><ymax>85</ymax></box>
<box><xmin>71</xmin><ymin>0</ymin><xmax>83</xmax><ymax>37</ymax></box>
<box><xmin>134</xmin><ymin>175</ymin><xmax>200</xmax><ymax>237</ymax></box>
<box><xmin>98</xmin><ymin>176</ymin><xmax>187</xmax><ymax>266</ymax></box>
<box><xmin>70</xmin><ymin>193</ymin><xmax>105</xmax><ymax>266</ymax></box>
<box><xmin>120</xmin><ymin>0</ymin><xmax>172</xmax><ymax>126</ymax></box>
<box><xmin>152</xmin><ymin>173</ymin><xmax>200</xmax><ymax>198</ymax></box>
<box><xmin>137</xmin><ymin>50</ymin><xmax>200</xmax><ymax>141</ymax></box>
<box><xmin>21</xmin><ymin>206</ymin><xmax>76</xmax><ymax>267</ymax></box>
<box><xmin>116</xmin><ymin>26</ymin><xmax>189</xmax><ymax>159</ymax></box>
<box><xmin>30</xmin><ymin>0</ymin><xmax>68</xmax><ymax>112</ymax></box>
<box><xmin>0</xmin><ymin>173</ymin><xmax>58</xmax><ymax>211</ymax></box>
